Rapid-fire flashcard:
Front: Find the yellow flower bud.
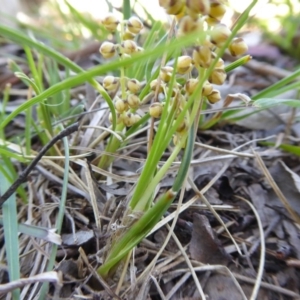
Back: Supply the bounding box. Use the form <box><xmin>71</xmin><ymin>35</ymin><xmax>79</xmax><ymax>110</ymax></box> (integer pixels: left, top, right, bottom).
<box><xmin>177</xmin><ymin>55</ymin><xmax>193</xmax><ymax>74</ymax></box>
<box><xmin>160</xmin><ymin>66</ymin><xmax>174</xmax><ymax>83</ymax></box>
<box><xmin>115</xmin><ymin>98</ymin><xmax>128</xmax><ymax>113</ymax></box>
<box><xmin>205</xmin><ymin>15</ymin><xmax>219</xmax><ymax>26</ymax></box>
<box><xmin>132</xmin><ymin>114</ymin><xmax>141</xmax><ymax>124</ymax></box>
<box><xmin>202</xmin><ymin>80</ymin><xmax>213</xmax><ymax>96</ymax></box>
<box><xmin>127</xmin><ymin>79</ymin><xmax>142</xmax><ymax>94</ymax></box>
<box><xmin>193</xmin><ymin>45</ymin><xmax>212</xmax><ymax>68</ymax></box>
<box><xmin>173</xmin><ymin>133</ymin><xmax>186</xmax><ymax>148</ymax></box>
<box><xmin>119</xmin><ymin>53</ymin><xmax>131</xmax><ymax>60</ymax></box>
<box><xmin>167</xmin><ymin>87</ymin><xmax>179</xmax><ymax>98</ymax></box>
<box><xmin>210</xmin><ymin>23</ymin><xmax>232</xmax><ymax>47</ymax></box>
<box><xmin>122</xmin><ymin>30</ymin><xmax>136</xmax><ymax>40</ymax></box>
<box><xmin>123</xmin><ymin>112</ymin><xmax>135</xmax><ymax>127</ymax></box>
<box><xmin>209</xmin><ymin>1</ymin><xmax>226</xmax><ymax>21</ymax></box>
<box><xmin>173</xmin><ymin>134</ymin><xmax>179</xmax><ymax>146</ymax></box>
<box><xmin>109</xmin><ymin>112</ymin><xmax>123</xmax><ymax>124</ymax></box>
<box><xmin>149</xmin><ymin>102</ymin><xmax>163</xmax><ymax>118</ymax></box>
<box><xmin>127</xmin><ymin>16</ymin><xmax>143</xmax><ymax>34</ymax></box>
<box><xmin>150</xmin><ymin>79</ymin><xmax>164</xmax><ymax>93</ymax></box>
<box><xmin>176</xmin><ymin>118</ymin><xmax>188</xmax><ymax>133</ymax></box>
<box><xmin>207</xmin><ymin>89</ymin><xmax>221</xmax><ymax>103</ymax></box>
<box><xmin>229</xmin><ymin>37</ymin><xmax>248</xmax><ymax>56</ymax></box>
<box><xmin>185</xmin><ymin>78</ymin><xmax>199</xmax><ymax>95</ymax></box>
<box><xmin>175</xmin><ymin>7</ymin><xmax>186</xmax><ymax>20</ymax></box>
<box><xmin>159</xmin><ymin>0</ymin><xmax>185</xmax><ymax>15</ymax></box>
<box><xmin>101</xmin><ymin>13</ymin><xmax>119</xmax><ymax>32</ymax></box>
<box><xmin>178</xmin><ymin>15</ymin><xmax>203</xmax><ymax>37</ymax></box>
<box><xmin>99</xmin><ymin>42</ymin><xmax>116</xmax><ymax>59</ymax></box>
<box><xmin>209</xmin><ymin>68</ymin><xmax>226</xmax><ymax>85</ymax></box>
<box><xmin>103</xmin><ymin>75</ymin><xmax>119</xmax><ymax>91</ymax></box>
<box><xmin>186</xmin><ymin>0</ymin><xmax>210</xmax><ymax>16</ymax></box>
<box><xmin>117</xmin><ymin>113</ymin><xmax>124</xmax><ymax>124</ymax></box>
<box><xmin>211</xmin><ymin>51</ymin><xmax>225</xmax><ymax>68</ymax></box>
<box><xmin>127</xmin><ymin>94</ymin><xmax>140</xmax><ymax>109</ymax></box>
<box><xmin>120</xmin><ymin>40</ymin><xmax>138</xmax><ymax>55</ymax></box>
<box><xmin>215</xmin><ymin>58</ymin><xmax>225</xmax><ymax>68</ymax></box>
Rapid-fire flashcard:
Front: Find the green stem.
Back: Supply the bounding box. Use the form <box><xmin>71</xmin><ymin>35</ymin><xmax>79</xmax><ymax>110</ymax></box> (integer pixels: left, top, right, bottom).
<box><xmin>98</xmin><ymin>190</ymin><xmax>175</xmax><ymax>278</ymax></box>
<box><xmin>123</xmin><ymin>0</ymin><xmax>131</xmax><ymax>20</ymax></box>
<box><xmin>134</xmin><ymin>132</ymin><xmax>187</xmax><ymax>212</ymax></box>
<box><xmin>98</xmin><ymin>123</ymin><xmax>124</xmax><ymax>170</ymax></box>
<box><xmin>224</xmin><ymin>55</ymin><xmax>251</xmax><ymax>73</ymax></box>
<box><xmin>129</xmin><ymin>54</ymin><xmax>180</xmax><ymax>211</ymax></box>
<box><xmin>23</xmin><ymin>46</ymin><xmax>54</xmax><ymax>151</ymax></box>
<box><xmin>98</xmin><ymin>125</ymin><xmax>194</xmax><ymax>278</ymax></box>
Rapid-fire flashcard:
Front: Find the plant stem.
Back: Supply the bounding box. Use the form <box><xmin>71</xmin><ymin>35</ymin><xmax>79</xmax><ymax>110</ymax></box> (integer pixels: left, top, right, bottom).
<box><xmin>98</xmin><ymin>123</ymin><xmax>195</xmax><ymax>278</ymax></box>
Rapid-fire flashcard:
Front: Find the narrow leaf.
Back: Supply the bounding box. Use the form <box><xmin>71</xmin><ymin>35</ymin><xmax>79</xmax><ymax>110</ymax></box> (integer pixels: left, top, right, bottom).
<box><xmin>0</xmin><ymin>169</ymin><xmax>20</xmax><ymax>299</ymax></box>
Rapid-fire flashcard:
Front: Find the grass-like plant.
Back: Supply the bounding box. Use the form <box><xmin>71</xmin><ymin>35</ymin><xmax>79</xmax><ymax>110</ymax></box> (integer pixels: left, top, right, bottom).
<box><xmin>1</xmin><ymin>0</ymin><xmax>300</xmax><ymax>297</ymax></box>
<box><xmin>93</xmin><ymin>0</ymin><xmax>262</xmax><ymax>279</ymax></box>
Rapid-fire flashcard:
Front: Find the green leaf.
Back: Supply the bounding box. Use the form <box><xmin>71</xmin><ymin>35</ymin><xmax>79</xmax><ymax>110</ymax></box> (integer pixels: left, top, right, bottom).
<box><xmin>0</xmin><ymin>169</ymin><xmax>20</xmax><ymax>300</ymax></box>
<box><xmin>14</xmin><ymin>72</ymin><xmax>40</xmax><ymax>95</ymax></box>
<box><xmin>123</xmin><ymin>0</ymin><xmax>131</xmax><ymax>20</ymax></box>
<box><xmin>0</xmin><ymin>217</ymin><xmax>61</xmax><ymax>245</ymax></box>
<box><xmin>252</xmin><ymin>67</ymin><xmax>300</xmax><ymax>100</ymax></box>
<box><xmin>254</xmin><ymin>98</ymin><xmax>300</xmax><ymax>108</ymax></box>
<box><xmin>0</xmin><ymin>28</ymin><xmax>198</xmax><ymax>131</ymax></box>
<box><xmin>260</xmin><ymin>141</ymin><xmax>300</xmax><ymax>156</ymax></box>
<box><xmin>0</xmin><ymin>147</ymin><xmax>29</xmax><ymax>162</ymax></box>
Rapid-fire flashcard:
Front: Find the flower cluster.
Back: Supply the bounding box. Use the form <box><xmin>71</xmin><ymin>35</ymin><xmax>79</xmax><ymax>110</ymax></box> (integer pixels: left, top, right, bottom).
<box><xmin>100</xmin><ymin>14</ymin><xmax>145</xmax><ymax>127</ymax></box>
<box><xmin>157</xmin><ymin>0</ymin><xmax>248</xmax><ymax>103</ymax></box>
<box><xmin>104</xmin><ymin>75</ymin><xmax>143</xmax><ymax>127</ymax></box>
<box><xmin>99</xmin><ymin>1</ymin><xmax>248</xmax><ymax>144</ymax></box>
<box><xmin>157</xmin><ymin>0</ymin><xmax>248</xmax><ymax>145</ymax></box>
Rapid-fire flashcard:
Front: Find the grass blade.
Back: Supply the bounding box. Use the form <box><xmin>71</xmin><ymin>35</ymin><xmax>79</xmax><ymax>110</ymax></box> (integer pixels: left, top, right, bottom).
<box><xmin>98</xmin><ymin>124</ymin><xmax>195</xmax><ymax>277</ymax></box>
<box><xmin>0</xmin><ymin>217</ymin><xmax>61</xmax><ymax>245</ymax></box>
<box><xmin>252</xmin><ymin>67</ymin><xmax>300</xmax><ymax>100</ymax></box>
<box><xmin>123</xmin><ymin>0</ymin><xmax>131</xmax><ymax>20</ymax></box>
<box><xmin>0</xmin><ymin>169</ymin><xmax>20</xmax><ymax>299</ymax></box>
<box><xmin>0</xmin><ymin>29</ymin><xmax>197</xmax><ymax>131</ymax></box>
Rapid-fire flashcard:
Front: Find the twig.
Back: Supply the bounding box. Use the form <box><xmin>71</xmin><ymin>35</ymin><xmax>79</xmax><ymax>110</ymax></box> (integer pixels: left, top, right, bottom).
<box><xmin>0</xmin><ymin>123</ymin><xmax>79</xmax><ymax>206</ymax></box>
<box><xmin>0</xmin><ymin>271</ymin><xmax>61</xmax><ymax>294</ymax></box>
<box><xmin>78</xmin><ymin>247</ymin><xmax>120</xmax><ymax>299</ymax></box>
<box><xmin>165</xmin><ymin>272</ymin><xmax>190</xmax><ymax>300</ymax></box>
<box><xmin>235</xmin><ymin>196</ymin><xmax>265</xmax><ymax>300</ymax></box>
<box><xmin>151</xmin><ymin>275</ymin><xmax>167</xmax><ymax>300</ymax></box>
<box><xmin>233</xmin><ymin>272</ymin><xmax>300</xmax><ymax>299</ymax></box>
<box><xmin>249</xmin><ymin>214</ymin><xmax>280</xmax><ymax>255</ymax></box>
<box><xmin>253</xmin><ymin>150</ymin><xmax>300</xmax><ymax>224</ymax></box>
<box><xmin>168</xmin><ymin>224</ymin><xmax>206</xmax><ymax>299</ymax></box>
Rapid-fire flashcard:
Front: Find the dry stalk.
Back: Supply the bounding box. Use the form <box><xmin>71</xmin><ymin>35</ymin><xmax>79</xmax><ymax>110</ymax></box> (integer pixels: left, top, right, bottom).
<box><xmin>253</xmin><ymin>150</ymin><xmax>300</xmax><ymax>224</ymax></box>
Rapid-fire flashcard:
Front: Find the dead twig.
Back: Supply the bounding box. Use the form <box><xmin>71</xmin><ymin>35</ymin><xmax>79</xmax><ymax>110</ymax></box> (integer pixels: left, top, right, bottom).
<box><xmin>0</xmin><ymin>271</ymin><xmax>61</xmax><ymax>294</ymax></box>
<box><xmin>0</xmin><ymin>123</ymin><xmax>79</xmax><ymax>206</ymax></box>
